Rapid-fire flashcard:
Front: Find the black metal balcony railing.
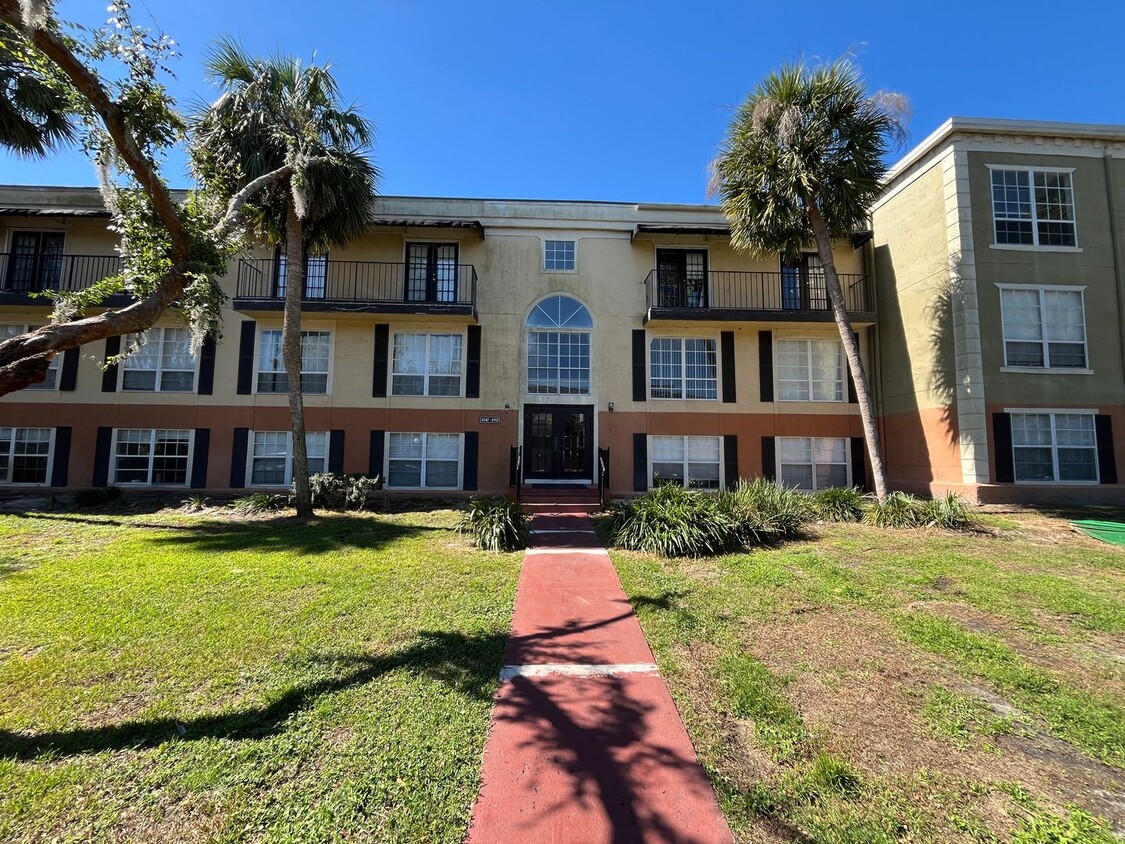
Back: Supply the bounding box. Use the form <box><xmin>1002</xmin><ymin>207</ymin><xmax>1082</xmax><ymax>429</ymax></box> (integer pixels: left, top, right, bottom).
<box><xmin>644</xmin><ymin>270</ymin><xmax>874</xmax><ymax>316</ymax></box>
<box><xmin>0</xmin><ymin>253</ymin><xmax>123</xmax><ymax>294</ymax></box>
<box><xmin>235</xmin><ymin>258</ymin><xmax>477</xmax><ymax>308</ymax></box>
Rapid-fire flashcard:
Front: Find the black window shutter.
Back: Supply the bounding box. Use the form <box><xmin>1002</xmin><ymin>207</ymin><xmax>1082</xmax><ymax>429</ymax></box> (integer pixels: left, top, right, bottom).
<box><xmin>850</xmin><ymin>437</ymin><xmax>867</xmax><ymax>491</ymax></box>
<box><xmin>190</xmin><ymin>429</ymin><xmax>210</xmax><ymax>489</ymax></box>
<box><xmin>633</xmin><ymin>433</ymin><xmax>648</xmax><ymax>491</ymax></box>
<box><xmin>93</xmin><ymin>426</ymin><xmax>113</xmax><ymax>486</ymax></box>
<box><xmin>846</xmin><ymin>332</ymin><xmax>859</xmax><ymax>404</ymax></box>
<box><xmin>369</xmin><ymin>430</ymin><xmax>385</xmax><ymax>478</ymax></box>
<box><xmin>632</xmin><ymin>330</ymin><xmax>647</xmax><ymax>402</ymax></box>
<box><xmin>761</xmin><ymin>436</ymin><xmax>776</xmax><ymax>480</ymax></box>
<box><xmin>101</xmin><ymin>335</ymin><xmax>120</xmax><ymax>392</ymax></box>
<box><xmin>1096</xmin><ymin>415</ymin><xmax>1117</xmax><ymax>484</ymax></box>
<box><xmin>463</xmin><ymin>431</ymin><xmax>479</xmax><ymax>490</ymax></box>
<box><xmin>723</xmin><ymin>434</ymin><xmax>739</xmax><ymax>488</ymax></box>
<box><xmin>758</xmin><ymin>331</ymin><xmax>773</xmax><ymax>403</ymax></box>
<box><xmin>993</xmin><ymin>413</ymin><xmax>1014</xmax><ymax>483</ymax></box>
<box><xmin>466</xmin><ymin>325</ymin><xmax>482</xmax><ymax>399</ymax></box>
<box><xmin>373</xmin><ymin>324</ymin><xmax>389</xmax><ymax>398</ymax></box>
<box><xmin>721</xmin><ymin>331</ymin><xmax>736</xmax><ymax>403</ymax></box>
<box><xmin>230</xmin><ymin>427</ymin><xmax>249</xmax><ymax>488</ymax></box>
<box><xmin>197</xmin><ymin>334</ymin><xmax>216</xmax><ymax>395</ymax></box>
<box><xmin>236</xmin><ymin>320</ymin><xmax>256</xmax><ymax>395</ymax></box>
<box><xmin>329</xmin><ymin>430</ymin><xmax>345</xmax><ymax>474</ymax></box>
<box><xmin>50</xmin><ymin>426</ymin><xmax>71</xmax><ymax>487</ymax></box>
<box><xmin>59</xmin><ymin>348</ymin><xmax>78</xmax><ymax>391</ymax></box>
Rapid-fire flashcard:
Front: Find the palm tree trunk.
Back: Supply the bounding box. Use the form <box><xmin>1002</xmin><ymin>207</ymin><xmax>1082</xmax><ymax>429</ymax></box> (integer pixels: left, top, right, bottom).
<box><xmin>807</xmin><ymin>204</ymin><xmax>889</xmax><ymax>501</ymax></box>
<box><xmin>284</xmin><ymin>199</ymin><xmax>313</xmax><ymax>518</ymax></box>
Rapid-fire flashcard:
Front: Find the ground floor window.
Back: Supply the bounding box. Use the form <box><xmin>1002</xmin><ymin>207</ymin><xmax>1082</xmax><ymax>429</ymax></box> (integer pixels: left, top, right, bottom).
<box><xmin>0</xmin><ymin>427</ymin><xmax>52</xmax><ymax>483</ymax></box>
<box><xmin>386</xmin><ymin>432</ymin><xmax>461</xmax><ymax>489</ymax></box>
<box><xmin>650</xmin><ymin>435</ymin><xmax>721</xmax><ymax>489</ymax></box>
<box><xmin>112</xmin><ymin>429</ymin><xmax>192</xmax><ymax>486</ymax></box>
<box><xmin>778</xmin><ymin>437</ymin><xmax>849</xmax><ymax>491</ymax></box>
<box><xmin>249</xmin><ymin>431</ymin><xmax>328</xmax><ymax>486</ymax></box>
<box><xmin>1011</xmin><ymin>412</ymin><xmax>1097</xmax><ymax>482</ymax></box>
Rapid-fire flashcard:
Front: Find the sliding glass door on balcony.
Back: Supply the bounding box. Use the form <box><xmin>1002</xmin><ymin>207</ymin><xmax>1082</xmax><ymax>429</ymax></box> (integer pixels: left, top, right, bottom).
<box><xmin>406</xmin><ymin>243</ymin><xmax>457</xmax><ymax>303</ymax></box>
<box><xmin>5</xmin><ymin>231</ymin><xmax>64</xmax><ymax>292</ymax></box>
<box><xmin>655</xmin><ymin>249</ymin><xmax>707</xmax><ymax>309</ymax></box>
<box><xmin>781</xmin><ymin>254</ymin><xmax>827</xmax><ymax>311</ymax></box>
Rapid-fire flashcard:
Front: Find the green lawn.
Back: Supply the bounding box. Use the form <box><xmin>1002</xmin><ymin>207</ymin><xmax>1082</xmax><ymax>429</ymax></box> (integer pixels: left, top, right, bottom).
<box><xmin>0</xmin><ymin>506</ymin><xmax>522</xmax><ymax>843</ymax></box>
<box><xmin>610</xmin><ymin>510</ymin><xmax>1125</xmax><ymax>843</ymax></box>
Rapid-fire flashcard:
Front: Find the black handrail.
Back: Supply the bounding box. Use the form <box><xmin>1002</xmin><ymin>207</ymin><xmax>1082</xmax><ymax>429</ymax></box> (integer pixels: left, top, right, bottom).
<box><xmin>236</xmin><ymin>258</ymin><xmax>477</xmax><ymax>306</ymax></box>
<box><xmin>509</xmin><ymin>445</ymin><xmax>523</xmax><ymax>504</ymax></box>
<box><xmin>0</xmin><ymin>253</ymin><xmax>124</xmax><ymax>294</ymax></box>
<box><xmin>643</xmin><ymin>269</ymin><xmax>872</xmax><ymax>314</ymax></box>
<box><xmin>597</xmin><ymin>447</ymin><xmax>610</xmax><ymax>510</ymax></box>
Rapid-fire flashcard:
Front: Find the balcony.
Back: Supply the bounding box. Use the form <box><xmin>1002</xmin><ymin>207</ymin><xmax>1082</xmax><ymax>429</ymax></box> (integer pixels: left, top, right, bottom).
<box><xmin>643</xmin><ymin>269</ymin><xmax>875</xmax><ymax>324</ymax></box>
<box><xmin>234</xmin><ymin>258</ymin><xmax>478</xmax><ymax>319</ymax></box>
<box><xmin>0</xmin><ymin>253</ymin><xmax>124</xmax><ymax>304</ymax></box>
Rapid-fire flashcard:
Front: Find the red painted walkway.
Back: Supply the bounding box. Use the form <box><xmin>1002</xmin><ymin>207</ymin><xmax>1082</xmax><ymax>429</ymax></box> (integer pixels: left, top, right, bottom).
<box><xmin>466</xmin><ymin>512</ymin><xmax>734</xmax><ymax>844</ymax></box>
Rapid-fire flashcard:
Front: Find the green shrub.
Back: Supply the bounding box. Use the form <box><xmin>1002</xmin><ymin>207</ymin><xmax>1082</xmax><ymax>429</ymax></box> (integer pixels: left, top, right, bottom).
<box><xmin>607</xmin><ymin>483</ymin><xmax>737</xmax><ymax>557</ymax></box>
<box><xmin>918</xmin><ymin>491</ymin><xmax>977</xmax><ymax>530</ymax></box>
<box><xmin>810</xmin><ymin>486</ymin><xmax>866</xmax><ymax>522</ymax></box>
<box><xmin>459</xmin><ymin>496</ymin><xmax>529</xmax><ymax>552</ymax></box>
<box><xmin>181</xmin><ymin>495</ymin><xmax>210</xmax><ymax>512</ymax></box>
<box><xmin>717</xmin><ymin>478</ymin><xmax>811</xmax><ymax>544</ymax></box>
<box><xmin>863</xmin><ymin>490</ymin><xmax>926</xmax><ymax>528</ymax></box>
<box><xmin>231</xmin><ymin>492</ymin><xmax>284</xmax><ymax>515</ymax></box>
<box><xmin>74</xmin><ymin>486</ymin><xmax>122</xmax><ymax>507</ymax></box>
<box><xmin>300</xmin><ymin>472</ymin><xmax>378</xmax><ymax>511</ymax></box>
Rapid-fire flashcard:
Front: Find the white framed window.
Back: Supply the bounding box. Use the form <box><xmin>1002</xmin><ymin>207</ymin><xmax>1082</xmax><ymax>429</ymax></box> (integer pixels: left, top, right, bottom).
<box><xmin>386</xmin><ymin>432</ymin><xmax>462</xmax><ymax>489</ymax></box>
<box><xmin>650</xmin><ymin>435</ymin><xmax>721</xmax><ymax>490</ymax></box>
<box><xmin>778</xmin><ymin>437</ymin><xmax>849</xmax><ymax>491</ymax></box>
<box><xmin>120</xmin><ymin>327</ymin><xmax>197</xmax><ymax>391</ymax></box>
<box><xmin>249</xmin><ymin>430</ymin><xmax>327</xmax><ymax>486</ymax></box>
<box><xmin>650</xmin><ymin>337</ymin><xmax>717</xmax><ymax>399</ymax></box>
<box><xmin>0</xmin><ymin>427</ymin><xmax>53</xmax><ymax>484</ymax></box>
<box><xmin>990</xmin><ymin>166</ymin><xmax>1077</xmax><ymax>247</ymax></box>
<box><xmin>392</xmin><ymin>332</ymin><xmax>463</xmax><ymax>396</ymax></box>
<box><xmin>256</xmin><ymin>329</ymin><xmax>331</xmax><ymax>394</ymax></box>
<box><xmin>526</xmin><ymin>295</ymin><xmax>592</xmax><ymax>395</ymax></box>
<box><xmin>0</xmin><ymin>325</ymin><xmax>58</xmax><ymax>390</ymax></box>
<box><xmin>1010</xmin><ymin>411</ymin><xmax>1098</xmax><ymax>483</ymax></box>
<box><xmin>999</xmin><ymin>286</ymin><xmax>1087</xmax><ymax>370</ymax></box>
<box><xmin>544</xmin><ymin>240</ymin><xmax>576</xmax><ymax>271</ymax></box>
<box><xmin>776</xmin><ymin>338</ymin><xmax>844</xmax><ymax>402</ymax></box>
<box><xmin>111</xmin><ymin>428</ymin><xmax>192</xmax><ymax>486</ymax></box>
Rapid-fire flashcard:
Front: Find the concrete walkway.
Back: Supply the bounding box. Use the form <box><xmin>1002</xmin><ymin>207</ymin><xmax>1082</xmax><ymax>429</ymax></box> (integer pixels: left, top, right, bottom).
<box><xmin>466</xmin><ymin>512</ymin><xmax>733</xmax><ymax>844</ymax></box>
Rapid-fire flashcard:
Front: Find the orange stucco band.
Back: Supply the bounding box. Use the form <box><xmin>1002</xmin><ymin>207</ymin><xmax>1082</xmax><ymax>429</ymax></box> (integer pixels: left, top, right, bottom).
<box><xmin>880</xmin><ymin>405</ymin><xmax>963</xmax><ymax>488</ymax></box>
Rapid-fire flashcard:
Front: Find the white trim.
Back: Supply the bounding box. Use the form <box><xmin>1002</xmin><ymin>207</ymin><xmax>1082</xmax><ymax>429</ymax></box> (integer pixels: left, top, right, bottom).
<box><xmin>988</xmin><ymin>165</ymin><xmax>1079</xmax><ymax>249</ymax></box>
<box><xmin>775</xmin><ymin>436</ymin><xmax>852</xmax><ymax>492</ymax></box>
<box><xmin>253</xmin><ymin>326</ymin><xmax>334</xmax><ymax>397</ymax></box>
<box><xmin>1003</xmin><ymin>407</ymin><xmax>1099</xmax><ymax>414</ymax></box>
<box><xmin>109</xmin><ymin>427</ymin><xmax>194</xmax><ymax>487</ymax></box>
<box><xmin>541</xmin><ymin>237</ymin><xmax>579</xmax><ymax>273</ymax></box>
<box><xmin>1001</xmin><ymin>367</ymin><xmax>1093</xmax><ymax>375</ymax></box>
<box><xmin>773</xmin><ymin>336</ymin><xmax>846</xmax><ymax>403</ymax></box>
<box><xmin>383</xmin><ymin>431</ymin><xmax>465</xmax><ymax>490</ymax></box>
<box><xmin>499</xmin><ymin>663</ymin><xmax>659</xmax><ymax>681</ymax></box>
<box><xmin>647</xmin><ymin>334</ymin><xmax>720</xmax><ymax>401</ymax></box>
<box><xmin>117</xmin><ymin>326</ymin><xmax>199</xmax><ymax>394</ymax></box>
<box><xmin>988</xmin><ymin>244</ymin><xmax>1083</xmax><ymax>253</ymax></box>
<box><xmin>390</xmin><ymin>329</ymin><xmax>466</xmax><ymax>398</ymax></box>
<box><xmin>647</xmin><ymin>434</ymin><xmax>724</xmax><ymax>491</ymax></box>
<box><xmin>0</xmin><ymin>426</ymin><xmax>55</xmax><ymax>486</ymax></box>
<box><xmin>986</xmin><ymin>164</ymin><xmax>1076</xmax><ymax>175</ymax></box>
<box><xmin>246</xmin><ymin>430</ymin><xmax>329</xmax><ymax>488</ymax></box>
<box><xmin>994</xmin><ymin>283</ymin><xmax>1087</xmax><ymax>293</ymax></box>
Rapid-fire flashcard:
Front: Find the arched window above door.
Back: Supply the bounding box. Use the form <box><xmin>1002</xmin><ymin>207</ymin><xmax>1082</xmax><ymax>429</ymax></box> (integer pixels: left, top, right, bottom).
<box><xmin>527</xmin><ymin>295</ymin><xmax>593</xmax><ymax>330</ymax></box>
<box><xmin>526</xmin><ymin>295</ymin><xmax>592</xmax><ymax>395</ymax></box>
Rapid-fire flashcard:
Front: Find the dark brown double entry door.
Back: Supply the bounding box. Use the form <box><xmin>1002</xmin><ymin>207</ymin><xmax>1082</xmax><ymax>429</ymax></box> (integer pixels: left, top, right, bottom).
<box><xmin>523</xmin><ymin>405</ymin><xmax>594</xmax><ymax>481</ymax></box>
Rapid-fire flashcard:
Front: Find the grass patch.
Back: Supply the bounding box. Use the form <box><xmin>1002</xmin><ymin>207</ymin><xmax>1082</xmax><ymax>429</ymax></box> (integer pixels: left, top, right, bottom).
<box><xmin>0</xmin><ymin>507</ymin><xmax>522</xmax><ymax>842</ymax></box>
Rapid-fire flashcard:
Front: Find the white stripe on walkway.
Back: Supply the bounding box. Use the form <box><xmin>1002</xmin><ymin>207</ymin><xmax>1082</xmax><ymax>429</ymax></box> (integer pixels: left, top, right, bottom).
<box><xmin>531</xmin><ymin>529</ymin><xmax>597</xmax><ymax>535</ymax></box>
<box><xmin>499</xmin><ymin>663</ymin><xmax>660</xmax><ymax>681</ymax></box>
<box><xmin>524</xmin><ymin>547</ymin><xmax>606</xmax><ymax>555</ymax></box>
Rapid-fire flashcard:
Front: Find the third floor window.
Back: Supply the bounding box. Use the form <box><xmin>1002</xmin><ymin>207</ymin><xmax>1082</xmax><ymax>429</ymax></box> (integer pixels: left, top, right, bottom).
<box><xmin>990</xmin><ymin>167</ymin><xmax>1077</xmax><ymax>247</ymax></box>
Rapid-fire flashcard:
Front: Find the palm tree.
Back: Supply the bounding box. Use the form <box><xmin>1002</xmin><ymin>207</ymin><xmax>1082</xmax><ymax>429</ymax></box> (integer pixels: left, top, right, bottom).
<box><xmin>191</xmin><ymin>40</ymin><xmax>378</xmax><ymax>517</ymax></box>
<box><xmin>0</xmin><ymin>20</ymin><xmax>76</xmax><ymax>157</ymax></box>
<box><xmin>711</xmin><ymin>59</ymin><xmax>907</xmax><ymax>501</ymax></box>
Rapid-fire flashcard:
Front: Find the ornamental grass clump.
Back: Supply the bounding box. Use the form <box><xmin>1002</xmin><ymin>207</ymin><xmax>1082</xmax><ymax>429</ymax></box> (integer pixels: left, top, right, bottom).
<box><xmin>864</xmin><ymin>490</ymin><xmax>976</xmax><ymax>530</ymax></box>
<box><xmin>810</xmin><ymin>486</ymin><xmax>867</xmax><ymax>522</ymax></box>
<box><xmin>606</xmin><ymin>483</ymin><xmax>737</xmax><ymax>557</ymax></box>
<box><xmin>717</xmin><ymin>478</ymin><xmax>812</xmax><ymax>544</ymax></box>
<box><xmin>459</xmin><ymin>496</ymin><xmax>530</xmax><ymax>552</ymax></box>
<box><xmin>918</xmin><ymin>491</ymin><xmax>977</xmax><ymax>530</ymax></box>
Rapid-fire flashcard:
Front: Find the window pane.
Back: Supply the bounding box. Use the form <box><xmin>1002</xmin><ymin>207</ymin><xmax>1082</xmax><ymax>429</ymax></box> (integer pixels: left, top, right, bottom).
<box><xmin>651</xmin><ymin>436</ymin><xmax>684</xmax><ymax>462</ymax></box>
<box><xmin>1006</xmin><ymin>341</ymin><xmax>1045</xmax><ymax>368</ymax></box>
<box><xmin>776</xmin><ymin>340</ymin><xmax>810</xmax><ymax>401</ymax></box>
<box><xmin>1057</xmin><ymin>448</ymin><xmax>1097</xmax><ymax>482</ymax></box>
<box><xmin>1001</xmin><ymin>289</ymin><xmax>1043</xmax><ymax>341</ymax></box>
<box><xmin>778</xmin><ymin>437</ymin><xmax>812</xmax><ymax>464</ymax></box>
<box><xmin>816</xmin><ymin>463</ymin><xmax>849</xmax><ymax>490</ymax></box>
<box><xmin>686</xmin><ymin>436</ymin><xmax>720</xmax><ymax>462</ymax></box>
<box><xmin>11</xmin><ymin>428</ymin><xmax>51</xmax><ymax>483</ymax></box>
<box><xmin>684</xmin><ymin>339</ymin><xmax>717</xmax><ymax>400</ymax></box>
<box><xmin>1014</xmin><ymin>447</ymin><xmax>1055</xmax><ymax>482</ymax></box>
<box><xmin>652</xmin><ymin>462</ymin><xmax>684</xmax><ymax>486</ymax></box>
<box><xmin>425</xmin><ymin>460</ymin><xmax>459</xmax><ymax>488</ymax></box>
<box><xmin>1011</xmin><ymin>414</ymin><xmax>1052</xmax><ymax>447</ymax></box>
<box><xmin>780</xmin><ymin>464</ymin><xmax>814</xmax><ymax>491</ymax></box>
<box><xmin>650</xmin><ymin>338</ymin><xmax>682</xmax><ymax>399</ymax></box>
<box><xmin>388</xmin><ymin>460</ymin><xmax>422</xmax><ymax>487</ymax></box>
<box><xmin>686</xmin><ymin>461</ymin><xmax>719</xmax><ymax>490</ymax></box>
<box><xmin>389</xmin><ymin>433</ymin><xmax>423</xmax><ymax>459</ymax></box>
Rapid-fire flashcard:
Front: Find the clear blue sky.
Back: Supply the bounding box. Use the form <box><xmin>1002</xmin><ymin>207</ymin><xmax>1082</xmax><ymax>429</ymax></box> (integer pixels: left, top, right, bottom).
<box><xmin>2</xmin><ymin>0</ymin><xmax>1122</xmax><ymax>204</ymax></box>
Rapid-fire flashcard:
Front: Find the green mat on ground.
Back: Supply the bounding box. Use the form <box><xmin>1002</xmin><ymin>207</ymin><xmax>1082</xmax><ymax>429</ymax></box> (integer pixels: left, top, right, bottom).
<box><xmin>1072</xmin><ymin>520</ymin><xmax>1125</xmax><ymax>545</ymax></box>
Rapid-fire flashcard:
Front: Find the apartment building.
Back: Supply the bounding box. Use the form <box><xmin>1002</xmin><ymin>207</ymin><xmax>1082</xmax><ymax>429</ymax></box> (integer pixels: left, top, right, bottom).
<box><xmin>0</xmin><ymin>187</ymin><xmax>875</xmax><ymax>498</ymax></box>
<box><xmin>873</xmin><ymin>118</ymin><xmax>1125</xmax><ymax>503</ymax></box>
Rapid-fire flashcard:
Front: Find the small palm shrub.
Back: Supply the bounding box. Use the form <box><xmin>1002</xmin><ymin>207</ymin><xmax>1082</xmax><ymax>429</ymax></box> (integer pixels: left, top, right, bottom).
<box><xmin>607</xmin><ymin>483</ymin><xmax>737</xmax><ymax>557</ymax></box>
<box><xmin>300</xmin><ymin>473</ymin><xmax>377</xmax><ymax>511</ymax></box>
<box><xmin>231</xmin><ymin>492</ymin><xmax>284</xmax><ymax>515</ymax></box>
<box><xmin>181</xmin><ymin>495</ymin><xmax>210</xmax><ymax>512</ymax></box>
<box><xmin>811</xmin><ymin>486</ymin><xmax>866</xmax><ymax>522</ymax></box>
<box><xmin>864</xmin><ymin>490</ymin><xmax>976</xmax><ymax>530</ymax></box>
<box><xmin>459</xmin><ymin>496</ymin><xmax>530</xmax><ymax>552</ymax></box>
<box><xmin>717</xmin><ymin>478</ymin><xmax>812</xmax><ymax>544</ymax></box>
<box><xmin>919</xmin><ymin>491</ymin><xmax>976</xmax><ymax>530</ymax></box>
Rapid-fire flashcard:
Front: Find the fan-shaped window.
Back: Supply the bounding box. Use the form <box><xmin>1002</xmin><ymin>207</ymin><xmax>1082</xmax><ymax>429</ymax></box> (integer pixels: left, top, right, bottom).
<box><xmin>526</xmin><ymin>295</ymin><xmax>592</xmax><ymax>395</ymax></box>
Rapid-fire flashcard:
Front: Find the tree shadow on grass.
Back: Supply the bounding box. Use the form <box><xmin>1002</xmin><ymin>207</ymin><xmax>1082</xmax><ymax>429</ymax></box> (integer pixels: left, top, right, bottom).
<box><xmin>0</xmin><ymin>629</ymin><xmax>506</xmax><ymax>761</ymax></box>
<box><xmin>7</xmin><ymin>511</ymin><xmax>446</xmax><ymax>555</ymax></box>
